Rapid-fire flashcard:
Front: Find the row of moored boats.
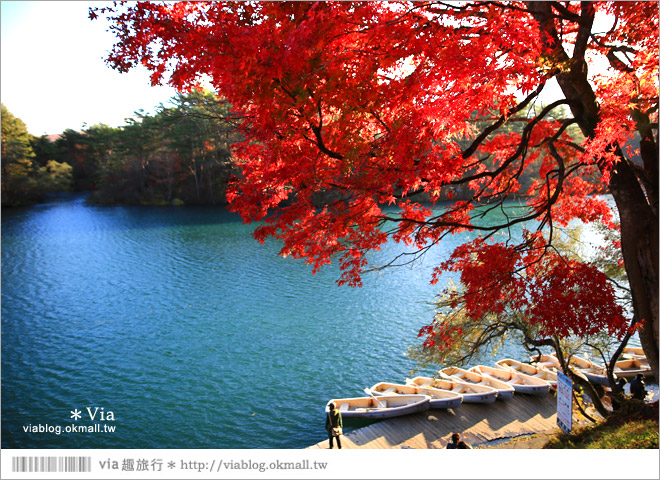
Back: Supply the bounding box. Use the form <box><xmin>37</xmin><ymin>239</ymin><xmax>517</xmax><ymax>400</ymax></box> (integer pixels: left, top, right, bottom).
<box><xmin>325</xmin><ymin>347</ymin><xmax>652</xmax><ymax>419</ymax></box>
<box><xmin>533</xmin><ymin>346</ymin><xmax>651</xmax><ymax>386</ymax></box>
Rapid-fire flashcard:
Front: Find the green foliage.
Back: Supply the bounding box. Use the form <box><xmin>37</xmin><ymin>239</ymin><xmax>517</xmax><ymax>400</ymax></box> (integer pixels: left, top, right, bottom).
<box><xmin>1</xmin><ymin>105</ymin><xmax>77</xmax><ymax>206</ymax></box>
<box><xmin>37</xmin><ymin>160</ymin><xmax>74</xmax><ymax>193</ymax></box>
<box><xmin>407</xmin><ymin>281</ymin><xmax>543</xmax><ymax>369</ymax></box>
<box><xmin>1</xmin><ymin>104</ymin><xmax>34</xmax><ymax>163</ymax></box>
<box><xmin>2</xmin><ymin>104</ymin><xmax>40</xmax><ymax>206</ymax></box>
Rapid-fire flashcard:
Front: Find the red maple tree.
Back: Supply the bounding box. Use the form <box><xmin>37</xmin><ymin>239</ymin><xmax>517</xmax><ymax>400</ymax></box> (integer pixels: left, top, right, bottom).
<box><xmin>94</xmin><ymin>1</ymin><xmax>658</xmax><ymax>375</ymax></box>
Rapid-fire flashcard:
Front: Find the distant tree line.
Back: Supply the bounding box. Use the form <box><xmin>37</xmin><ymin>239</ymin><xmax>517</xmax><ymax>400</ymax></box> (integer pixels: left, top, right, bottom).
<box><xmin>2</xmin><ymin>104</ymin><xmax>74</xmax><ymax>207</ymax></box>
<box><xmin>2</xmin><ymin>90</ymin><xmax>241</xmax><ymax>207</ymax></box>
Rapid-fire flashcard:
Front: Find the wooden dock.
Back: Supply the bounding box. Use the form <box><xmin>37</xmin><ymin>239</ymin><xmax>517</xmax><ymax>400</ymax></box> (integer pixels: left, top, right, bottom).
<box><xmin>308</xmin><ymin>393</ymin><xmax>559</xmax><ymax>449</ymax></box>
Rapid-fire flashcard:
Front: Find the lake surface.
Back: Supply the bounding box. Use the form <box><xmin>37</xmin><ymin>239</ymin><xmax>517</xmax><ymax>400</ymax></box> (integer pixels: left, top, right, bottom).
<box><xmin>0</xmin><ymin>194</ymin><xmax>634</xmax><ymax>449</ymax></box>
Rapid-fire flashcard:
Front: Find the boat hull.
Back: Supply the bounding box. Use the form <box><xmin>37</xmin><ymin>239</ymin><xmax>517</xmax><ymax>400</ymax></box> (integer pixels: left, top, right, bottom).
<box><xmin>370</xmin><ymin>382</ymin><xmax>463</xmax><ymax>409</ymax></box>
<box><xmin>496</xmin><ymin>359</ymin><xmax>558</xmax><ymax>388</ymax></box>
<box><xmin>428</xmin><ymin>396</ymin><xmax>462</xmax><ymax>409</ymax></box>
<box><xmin>622</xmin><ymin>346</ymin><xmax>646</xmax><ymax>360</ymax></box>
<box><xmin>439</xmin><ymin>367</ymin><xmax>515</xmax><ymax>401</ymax></box>
<box><xmin>490</xmin><ymin>388</ymin><xmax>514</xmax><ymax>401</ymax></box>
<box><xmin>510</xmin><ymin>383</ymin><xmax>548</xmax><ymax>395</ymax></box>
<box><xmin>613</xmin><ymin>358</ymin><xmax>653</xmax><ymax>379</ymax></box>
<box><xmin>531</xmin><ymin>353</ymin><xmax>609</xmax><ymax>386</ymax></box>
<box><xmin>470</xmin><ymin>365</ymin><xmax>550</xmax><ymax>396</ymax></box>
<box><xmin>580</xmin><ymin>370</ymin><xmax>610</xmax><ymax>386</ymax></box>
<box><xmin>406</xmin><ymin>376</ymin><xmax>497</xmax><ymax>404</ymax></box>
<box><xmin>325</xmin><ymin>395</ymin><xmax>431</xmax><ymax>419</ymax></box>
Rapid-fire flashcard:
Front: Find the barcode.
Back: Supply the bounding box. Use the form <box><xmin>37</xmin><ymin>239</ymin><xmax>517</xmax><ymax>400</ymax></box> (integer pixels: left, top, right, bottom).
<box><xmin>12</xmin><ymin>456</ymin><xmax>92</xmax><ymax>473</ymax></box>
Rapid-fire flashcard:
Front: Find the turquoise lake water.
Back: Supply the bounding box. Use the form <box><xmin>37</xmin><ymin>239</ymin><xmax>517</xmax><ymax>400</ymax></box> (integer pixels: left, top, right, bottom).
<box><xmin>0</xmin><ymin>194</ymin><xmax>633</xmax><ymax>449</ymax></box>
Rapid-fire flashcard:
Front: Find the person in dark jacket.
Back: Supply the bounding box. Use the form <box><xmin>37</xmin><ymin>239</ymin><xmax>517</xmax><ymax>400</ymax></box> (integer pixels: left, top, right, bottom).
<box><xmin>630</xmin><ymin>374</ymin><xmax>647</xmax><ymax>401</ymax></box>
<box><xmin>325</xmin><ymin>402</ymin><xmax>343</xmax><ymax>449</ymax></box>
<box><xmin>446</xmin><ymin>432</ymin><xmax>472</xmax><ymax>449</ymax></box>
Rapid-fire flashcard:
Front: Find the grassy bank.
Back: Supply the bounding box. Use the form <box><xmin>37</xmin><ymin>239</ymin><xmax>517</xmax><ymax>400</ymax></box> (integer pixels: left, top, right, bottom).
<box><xmin>546</xmin><ymin>400</ymin><xmax>659</xmax><ymax>449</ymax></box>
<box><xmin>482</xmin><ymin>400</ymin><xmax>658</xmax><ymax>449</ymax></box>
<box><xmin>546</xmin><ymin>418</ymin><xmax>658</xmax><ymax>449</ymax></box>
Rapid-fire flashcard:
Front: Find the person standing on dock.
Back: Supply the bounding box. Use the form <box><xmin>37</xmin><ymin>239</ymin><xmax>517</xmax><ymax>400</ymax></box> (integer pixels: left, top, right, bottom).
<box><xmin>325</xmin><ymin>402</ymin><xmax>343</xmax><ymax>449</ymax></box>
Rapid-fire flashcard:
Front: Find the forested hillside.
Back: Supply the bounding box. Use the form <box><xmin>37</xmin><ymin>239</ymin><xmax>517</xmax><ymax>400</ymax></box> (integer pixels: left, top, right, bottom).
<box><xmin>2</xmin><ymin>90</ymin><xmax>241</xmax><ymax>207</ymax></box>
<box><xmin>2</xmin><ymin>104</ymin><xmax>73</xmax><ymax>207</ymax></box>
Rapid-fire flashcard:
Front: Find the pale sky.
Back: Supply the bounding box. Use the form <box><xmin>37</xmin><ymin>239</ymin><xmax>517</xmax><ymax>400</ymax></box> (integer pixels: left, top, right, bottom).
<box><xmin>1</xmin><ymin>1</ymin><xmax>179</xmax><ymax>136</ymax></box>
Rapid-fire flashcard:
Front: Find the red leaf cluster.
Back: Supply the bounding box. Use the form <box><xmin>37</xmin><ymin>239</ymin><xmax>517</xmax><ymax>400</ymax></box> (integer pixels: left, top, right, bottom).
<box><xmin>438</xmin><ymin>233</ymin><xmax>629</xmax><ymax>340</ymax></box>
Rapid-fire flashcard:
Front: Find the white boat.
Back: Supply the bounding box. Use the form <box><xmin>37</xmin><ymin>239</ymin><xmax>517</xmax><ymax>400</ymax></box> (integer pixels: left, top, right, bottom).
<box><xmin>324</xmin><ymin>394</ymin><xmax>430</xmax><ymax>419</ymax></box>
<box><xmin>370</xmin><ymin>382</ymin><xmax>463</xmax><ymax>409</ymax></box>
<box><xmin>562</xmin><ymin>354</ymin><xmax>610</xmax><ymax>385</ymax></box>
<box><xmin>529</xmin><ymin>354</ymin><xmax>561</xmax><ymax>371</ymax></box>
<box><xmin>439</xmin><ymin>367</ymin><xmax>515</xmax><ymax>401</ymax></box>
<box><xmin>613</xmin><ymin>357</ymin><xmax>653</xmax><ymax>379</ymax></box>
<box><xmin>495</xmin><ymin>359</ymin><xmax>558</xmax><ymax>388</ymax></box>
<box><xmin>622</xmin><ymin>346</ymin><xmax>646</xmax><ymax>360</ymax></box>
<box><xmin>406</xmin><ymin>376</ymin><xmax>497</xmax><ymax>403</ymax></box>
<box><xmin>530</xmin><ymin>353</ymin><xmax>609</xmax><ymax>386</ymax></box>
<box><xmin>469</xmin><ymin>365</ymin><xmax>550</xmax><ymax>396</ymax></box>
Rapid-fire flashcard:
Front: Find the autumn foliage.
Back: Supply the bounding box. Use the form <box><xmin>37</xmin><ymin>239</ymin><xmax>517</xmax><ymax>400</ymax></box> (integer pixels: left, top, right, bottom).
<box><xmin>440</xmin><ymin>232</ymin><xmax>629</xmax><ymax>339</ymax></box>
<box><xmin>94</xmin><ymin>2</ymin><xmax>658</xmax><ymax>370</ymax></box>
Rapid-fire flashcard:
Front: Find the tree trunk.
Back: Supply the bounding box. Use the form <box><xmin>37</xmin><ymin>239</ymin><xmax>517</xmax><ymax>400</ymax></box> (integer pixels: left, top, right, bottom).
<box><xmin>528</xmin><ymin>1</ymin><xmax>659</xmax><ymax>377</ymax></box>
<box><xmin>609</xmin><ymin>170</ymin><xmax>659</xmax><ymax>377</ymax></box>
